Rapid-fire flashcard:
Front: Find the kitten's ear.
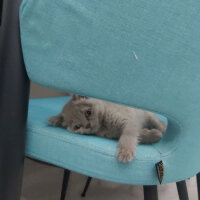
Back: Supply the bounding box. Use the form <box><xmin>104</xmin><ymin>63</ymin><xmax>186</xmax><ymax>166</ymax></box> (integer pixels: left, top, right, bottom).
<box><xmin>72</xmin><ymin>94</ymin><xmax>88</xmax><ymax>101</ymax></box>
<box><xmin>48</xmin><ymin>114</ymin><xmax>64</xmax><ymax>127</ymax></box>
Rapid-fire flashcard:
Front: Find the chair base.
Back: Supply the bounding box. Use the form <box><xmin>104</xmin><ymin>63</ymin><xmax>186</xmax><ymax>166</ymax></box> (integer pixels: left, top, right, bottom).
<box><xmin>27</xmin><ymin>158</ymin><xmax>190</xmax><ymax>200</ymax></box>
<box><xmin>60</xmin><ymin>174</ymin><xmax>190</xmax><ymax>200</ymax></box>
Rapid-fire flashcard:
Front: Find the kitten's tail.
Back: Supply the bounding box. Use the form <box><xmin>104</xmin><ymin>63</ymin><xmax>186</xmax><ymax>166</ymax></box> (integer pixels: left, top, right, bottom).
<box><xmin>139</xmin><ymin>118</ymin><xmax>167</xmax><ymax>144</ymax></box>
<box><xmin>148</xmin><ymin>115</ymin><xmax>167</xmax><ymax>133</ymax></box>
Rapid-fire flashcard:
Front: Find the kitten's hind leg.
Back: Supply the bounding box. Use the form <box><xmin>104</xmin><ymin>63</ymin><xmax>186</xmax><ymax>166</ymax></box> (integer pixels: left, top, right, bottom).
<box><xmin>48</xmin><ymin>113</ymin><xmax>64</xmax><ymax>127</ymax></box>
<box><xmin>139</xmin><ymin>128</ymin><xmax>162</xmax><ymax>144</ymax></box>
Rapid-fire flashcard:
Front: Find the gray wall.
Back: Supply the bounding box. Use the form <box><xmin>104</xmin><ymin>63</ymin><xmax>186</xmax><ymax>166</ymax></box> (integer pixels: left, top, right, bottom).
<box><xmin>30</xmin><ymin>82</ymin><xmax>67</xmax><ymax>98</ymax></box>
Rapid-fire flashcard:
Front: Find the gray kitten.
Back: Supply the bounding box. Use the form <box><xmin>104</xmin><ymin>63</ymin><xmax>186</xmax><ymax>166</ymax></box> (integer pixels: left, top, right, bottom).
<box><xmin>48</xmin><ymin>95</ymin><xmax>166</xmax><ymax>163</ymax></box>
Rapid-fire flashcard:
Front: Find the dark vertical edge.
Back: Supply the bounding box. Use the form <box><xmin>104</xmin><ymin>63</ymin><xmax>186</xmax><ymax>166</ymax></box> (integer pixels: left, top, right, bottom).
<box><xmin>60</xmin><ymin>169</ymin><xmax>71</xmax><ymax>200</ymax></box>
<box><xmin>176</xmin><ymin>180</ymin><xmax>189</xmax><ymax>200</ymax></box>
<box><xmin>81</xmin><ymin>177</ymin><xmax>92</xmax><ymax>197</ymax></box>
<box><xmin>0</xmin><ymin>0</ymin><xmax>3</xmax><ymax>26</ymax></box>
<box><xmin>143</xmin><ymin>185</ymin><xmax>158</xmax><ymax>200</ymax></box>
<box><xmin>0</xmin><ymin>0</ymin><xmax>30</xmax><ymax>199</ymax></box>
<box><xmin>197</xmin><ymin>173</ymin><xmax>200</xmax><ymax>200</ymax></box>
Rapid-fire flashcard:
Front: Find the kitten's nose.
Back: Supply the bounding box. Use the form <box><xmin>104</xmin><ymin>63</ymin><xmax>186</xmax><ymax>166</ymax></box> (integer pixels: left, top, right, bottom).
<box><xmin>86</xmin><ymin>123</ymin><xmax>91</xmax><ymax>129</ymax></box>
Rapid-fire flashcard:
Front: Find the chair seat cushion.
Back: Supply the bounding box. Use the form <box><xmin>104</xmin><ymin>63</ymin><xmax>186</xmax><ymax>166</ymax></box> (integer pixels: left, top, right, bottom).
<box><xmin>26</xmin><ymin>96</ymin><xmax>169</xmax><ymax>185</ymax></box>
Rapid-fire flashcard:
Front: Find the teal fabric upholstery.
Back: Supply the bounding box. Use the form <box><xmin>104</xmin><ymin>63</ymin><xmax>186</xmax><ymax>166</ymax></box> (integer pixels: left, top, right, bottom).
<box><xmin>27</xmin><ymin>97</ymin><xmax>167</xmax><ymax>185</ymax></box>
<box><xmin>20</xmin><ymin>0</ymin><xmax>200</xmax><ymax>184</ymax></box>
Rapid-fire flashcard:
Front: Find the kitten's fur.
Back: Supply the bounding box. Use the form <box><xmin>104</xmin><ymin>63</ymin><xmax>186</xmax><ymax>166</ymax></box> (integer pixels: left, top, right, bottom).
<box><xmin>48</xmin><ymin>95</ymin><xmax>166</xmax><ymax>162</ymax></box>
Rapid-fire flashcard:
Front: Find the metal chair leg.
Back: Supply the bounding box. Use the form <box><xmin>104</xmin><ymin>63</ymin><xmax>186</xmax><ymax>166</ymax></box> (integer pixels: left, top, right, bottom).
<box><xmin>81</xmin><ymin>177</ymin><xmax>92</xmax><ymax>197</ymax></box>
<box><xmin>60</xmin><ymin>169</ymin><xmax>71</xmax><ymax>200</ymax></box>
<box><xmin>143</xmin><ymin>185</ymin><xmax>158</xmax><ymax>200</ymax></box>
<box><xmin>176</xmin><ymin>180</ymin><xmax>189</xmax><ymax>200</ymax></box>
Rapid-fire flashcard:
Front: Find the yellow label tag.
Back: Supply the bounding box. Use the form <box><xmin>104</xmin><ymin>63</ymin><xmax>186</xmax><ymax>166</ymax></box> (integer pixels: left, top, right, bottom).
<box><xmin>155</xmin><ymin>160</ymin><xmax>164</xmax><ymax>184</ymax></box>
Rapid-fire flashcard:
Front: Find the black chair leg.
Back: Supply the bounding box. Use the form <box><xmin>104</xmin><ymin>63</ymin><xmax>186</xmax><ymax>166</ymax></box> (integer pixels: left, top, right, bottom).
<box><xmin>81</xmin><ymin>177</ymin><xmax>92</xmax><ymax>197</ymax></box>
<box><xmin>60</xmin><ymin>169</ymin><xmax>71</xmax><ymax>200</ymax></box>
<box><xmin>176</xmin><ymin>180</ymin><xmax>189</xmax><ymax>200</ymax></box>
<box><xmin>143</xmin><ymin>185</ymin><xmax>158</xmax><ymax>200</ymax></box>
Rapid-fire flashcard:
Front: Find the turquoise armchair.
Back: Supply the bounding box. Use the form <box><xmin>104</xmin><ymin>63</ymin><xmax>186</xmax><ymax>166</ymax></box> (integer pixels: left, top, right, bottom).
<box><xmin>19</xmin><ymin>0</ymin><xmax>200</xmax><ymax>199</ymax></box>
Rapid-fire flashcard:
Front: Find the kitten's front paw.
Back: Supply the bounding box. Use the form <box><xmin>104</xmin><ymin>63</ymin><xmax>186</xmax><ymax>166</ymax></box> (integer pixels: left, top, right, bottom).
<box><xmin>117</xmin><ymin>147</ymin><xmax>135</xmax><ymax>163</ymax></box>
<box><xmin>48</xmin><ymin>115</ymin><xmax>63</xmax><ymax>127</ymax></box>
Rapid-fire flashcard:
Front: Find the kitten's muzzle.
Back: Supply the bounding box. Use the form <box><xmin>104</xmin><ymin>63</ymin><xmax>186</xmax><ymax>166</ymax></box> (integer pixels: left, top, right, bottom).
<box><xmin>86</xmin><ymin>123</ymin><xmax>91</xmax><ymax>129</ymax></box>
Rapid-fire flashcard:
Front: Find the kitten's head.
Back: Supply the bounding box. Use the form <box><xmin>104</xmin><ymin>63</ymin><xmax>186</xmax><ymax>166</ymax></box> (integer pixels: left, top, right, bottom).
<box><xmin>60</xmin><ymin>95</ymin><xmax>102</xmax><ymax>134</ymax></box>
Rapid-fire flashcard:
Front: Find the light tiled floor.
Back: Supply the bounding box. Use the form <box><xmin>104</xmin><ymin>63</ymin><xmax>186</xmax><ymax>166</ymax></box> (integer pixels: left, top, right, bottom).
<box><xmin>21</xmin><ymin>158</ymin><xmax>198</xmax><ymax>200</ymax></box>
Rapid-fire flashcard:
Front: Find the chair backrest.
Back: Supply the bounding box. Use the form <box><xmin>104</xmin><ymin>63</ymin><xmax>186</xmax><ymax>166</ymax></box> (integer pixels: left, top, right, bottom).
<box><xmin>20</xmin><ymin>0</ymin><xmax>200</xmax><ymax>179</ymax></box>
